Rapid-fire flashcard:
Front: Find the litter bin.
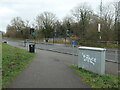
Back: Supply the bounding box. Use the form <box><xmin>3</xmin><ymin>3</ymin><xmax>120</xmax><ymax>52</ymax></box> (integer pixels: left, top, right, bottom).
<box><xmin>78</xmin><ymin>46</ymin><xmax>106</xmax><ymax>75</ymax></box>
<box><xmin>29</xmin><ymin>44</ymin><xmax>35</xmax><ymax>53</ymax></box>
<box><xmin>3</xmin><ymin>40</ymin><xmax>7</xmax><ymax>43</ymax></box>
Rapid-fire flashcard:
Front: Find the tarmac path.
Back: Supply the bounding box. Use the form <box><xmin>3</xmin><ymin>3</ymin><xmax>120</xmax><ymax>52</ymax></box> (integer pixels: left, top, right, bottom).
<box><xmin>8</xmin><ymin>50</ymin><xmax>90</xmax><ymax>88</ymax></box>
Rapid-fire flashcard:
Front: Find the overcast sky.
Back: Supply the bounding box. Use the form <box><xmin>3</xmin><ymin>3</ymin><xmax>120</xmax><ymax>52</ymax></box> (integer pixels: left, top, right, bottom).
<box><xmin>0</xmin><ymin>0</ymin><xmax>117</xmax><ymax>32</ymax></box>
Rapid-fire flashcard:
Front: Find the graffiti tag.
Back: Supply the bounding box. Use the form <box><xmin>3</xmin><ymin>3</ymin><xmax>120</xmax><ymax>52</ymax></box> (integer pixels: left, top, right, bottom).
<box><xmin>82</xmin><ymin>53</ymin><xmax>96</xmax><ymax>65</ymax></box>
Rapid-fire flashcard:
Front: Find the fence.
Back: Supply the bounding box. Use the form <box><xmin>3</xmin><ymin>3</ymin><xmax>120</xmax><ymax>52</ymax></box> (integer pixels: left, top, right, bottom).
<box><xmin>77</xmin><ymin>40</ymin><xmax>119</xmax><ymax>48</ymax></box>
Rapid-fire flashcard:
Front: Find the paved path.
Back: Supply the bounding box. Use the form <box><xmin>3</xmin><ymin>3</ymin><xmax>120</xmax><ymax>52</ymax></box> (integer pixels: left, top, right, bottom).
<box><xmin>7</xmin><ymin>50</ymin><xmax>90</xmax><ymax>88</ymax></box>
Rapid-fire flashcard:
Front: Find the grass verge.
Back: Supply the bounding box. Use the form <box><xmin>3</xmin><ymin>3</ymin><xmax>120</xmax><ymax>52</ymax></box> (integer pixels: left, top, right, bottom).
<box><xmin>2</xmin><ymin>43</ymin><xmax>35</xmax><ymax>88</ymax></box>
<box><xmin>3</xmin><ymin>37</ymin><xmax>24</xmax><ymax>41</ymax></box>
<box><xmin>69</xmin><ymin>65</ymin><xmax>119</xmax><ymax>88</ymax></box>
<box><xmin>0</xmin><ymin>42</ymin><xmax>2</xmax><ymax>89</ymax></box>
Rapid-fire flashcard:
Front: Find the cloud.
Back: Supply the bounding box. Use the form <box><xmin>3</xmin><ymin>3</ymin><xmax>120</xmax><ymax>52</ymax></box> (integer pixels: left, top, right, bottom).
<box><xmin>0</xmin><ymin>7</ymin><xmax>16</xmax><ymax>16</ymax></box>
<box><xmin>0</xmin><ymin>7</ymin><xmax>18</xmax><ymax>32</ymax></box>
<box><xmin>0</xmin><ymin>0</ymin><xmax>116</xmax><ymax>32</ymax></box>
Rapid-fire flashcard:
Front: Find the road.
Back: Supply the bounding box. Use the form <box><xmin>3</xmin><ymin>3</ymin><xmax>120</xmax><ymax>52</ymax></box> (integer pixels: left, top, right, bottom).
<box><xmin>5</xmin><ymin>40</ymin><xmax>119</xmax><ymax>76</ymax></box>
<box><xmin>5</xmin><ymin>40</ymin><xmax>119</xmax><ymax>63</ymax></box>
<box><xmin>36</xmin><ymin>43</ymin><xmax>120</xmax><ymax>63</ymax></box>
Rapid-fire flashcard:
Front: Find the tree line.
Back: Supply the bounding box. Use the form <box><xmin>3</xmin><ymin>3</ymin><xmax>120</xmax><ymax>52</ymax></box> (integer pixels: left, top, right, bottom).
<box><xmin>5</xmin><ymin>2</ymin><xmax>119</xmax><ymax>43</ymax></box>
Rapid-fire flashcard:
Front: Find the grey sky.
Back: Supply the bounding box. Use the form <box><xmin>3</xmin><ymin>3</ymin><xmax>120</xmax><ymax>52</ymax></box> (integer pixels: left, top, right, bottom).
<box><xmin>0</xmin><ymin>0</ymin><xmax>117</xmax><ymax>32</ymax></box>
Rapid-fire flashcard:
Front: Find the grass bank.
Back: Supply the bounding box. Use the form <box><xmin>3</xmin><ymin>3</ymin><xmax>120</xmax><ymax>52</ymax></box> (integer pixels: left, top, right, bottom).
<box><xmin>2</xmin><ymin>43</ymin><xmax>35</xmax><ymax>88</ymax></box>
<box><xmin>69</xmin><ymin>65</ymin><xmax>119</xmax><ymax>88</ymax></box>
<box><xmin>0</xmin><ymin>42</ymin><xmax>2</xmax><ymax>89</ymax></box>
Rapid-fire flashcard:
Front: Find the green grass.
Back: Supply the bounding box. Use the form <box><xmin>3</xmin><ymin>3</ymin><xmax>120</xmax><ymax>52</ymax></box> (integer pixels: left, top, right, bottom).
<box><xmin>69</xmin><ymin>65</ymin><xmax>119</xmax><ymax>88</ymax></box>
<box><xmin>3</xmin><ymin>37</ymin><xmax>24</xmax><ymax>41</ymax></box>
<box><xmin>0</xmin><ymin>42</ymin><xmax>2</xmax><ymax>89</ymax></box>
<box><xmin>2</xmin><ymin>43</ymin><xmax>35</xmax><ymax>88</ymax></box>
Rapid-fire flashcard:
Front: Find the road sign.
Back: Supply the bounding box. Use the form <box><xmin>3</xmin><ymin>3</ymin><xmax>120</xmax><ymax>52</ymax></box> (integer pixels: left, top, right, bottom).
<box><xmin>32</xmin><ymin>32</ymin><xmax>35</xmax><ymax>35</ymax></box>
<box><xmin>72</xmin><ymin>40</ymin><xmax>76</xmax><ymax>45</ymax></box>
<box><xmin>72</xmin><ymin>40</ymin><xmax>76</xmax><ymax>65</ymax></box>
<box><xmin>30</xmin><ymin>28</ymin><xmax>35</xmax><ymax>35</ymax></box>
<box><xmin>98</xmin><ymin>24</ymin><xmax>101</xmax><ymax>32</ymax></box>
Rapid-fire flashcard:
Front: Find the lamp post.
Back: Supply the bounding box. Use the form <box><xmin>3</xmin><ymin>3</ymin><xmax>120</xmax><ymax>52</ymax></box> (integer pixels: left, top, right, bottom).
<box><xmin>53</xmin><ymin>30</ymin><xmax>56</xmax><ymax>44</ymax></box>
<box><xmin>65</xmin><ymin>30</ymin><xmax>69</xmax><ymax>46</ymax></box>
<box><xmin>98</xmin><ymin>0</ymin><xmax>102</xmax><ymax>40</ymax></box>
<box><xmin>98</xmin><ymin>23</ymin><xmax>101</xmax><ymax>40</ymax></box>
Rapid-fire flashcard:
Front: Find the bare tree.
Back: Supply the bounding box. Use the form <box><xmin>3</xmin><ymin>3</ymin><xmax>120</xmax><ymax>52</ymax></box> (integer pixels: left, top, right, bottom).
<box><xmin>71</xmin><ymin>3</ymin><xmax>93</xmax><ymax>40</ymax></box>
<box><xmin>62</xmin><ymin>16</ymin><xmax>74</xmax><ymax>36</ymax></box>
<box><xmin>6</xmin><ymin>24</ymin><xmax>18</xmax><ymax>38</ymax></box>
<box><xmin>112</xmin><ymin>1</ymin><xmax>120</xmax><ymax>41</ymax></box>
<box><xmin>6</xmin><ymin>17</ymin><xmax>30</xmax><ymax>39</ymax></box>
<box><xmin>36</xmin><ymin>11</ymin><xmax>57</xmax><ymax>38</ymax></box>
<box><xmin>101</xmin><ymin>3</ymin><xmax>119</xmax><ymax>41</ymax></box>
<box><xmin>11</xmin><ymin>17</ymin><xmax>26</xmax><ymax>32</ymax></box>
